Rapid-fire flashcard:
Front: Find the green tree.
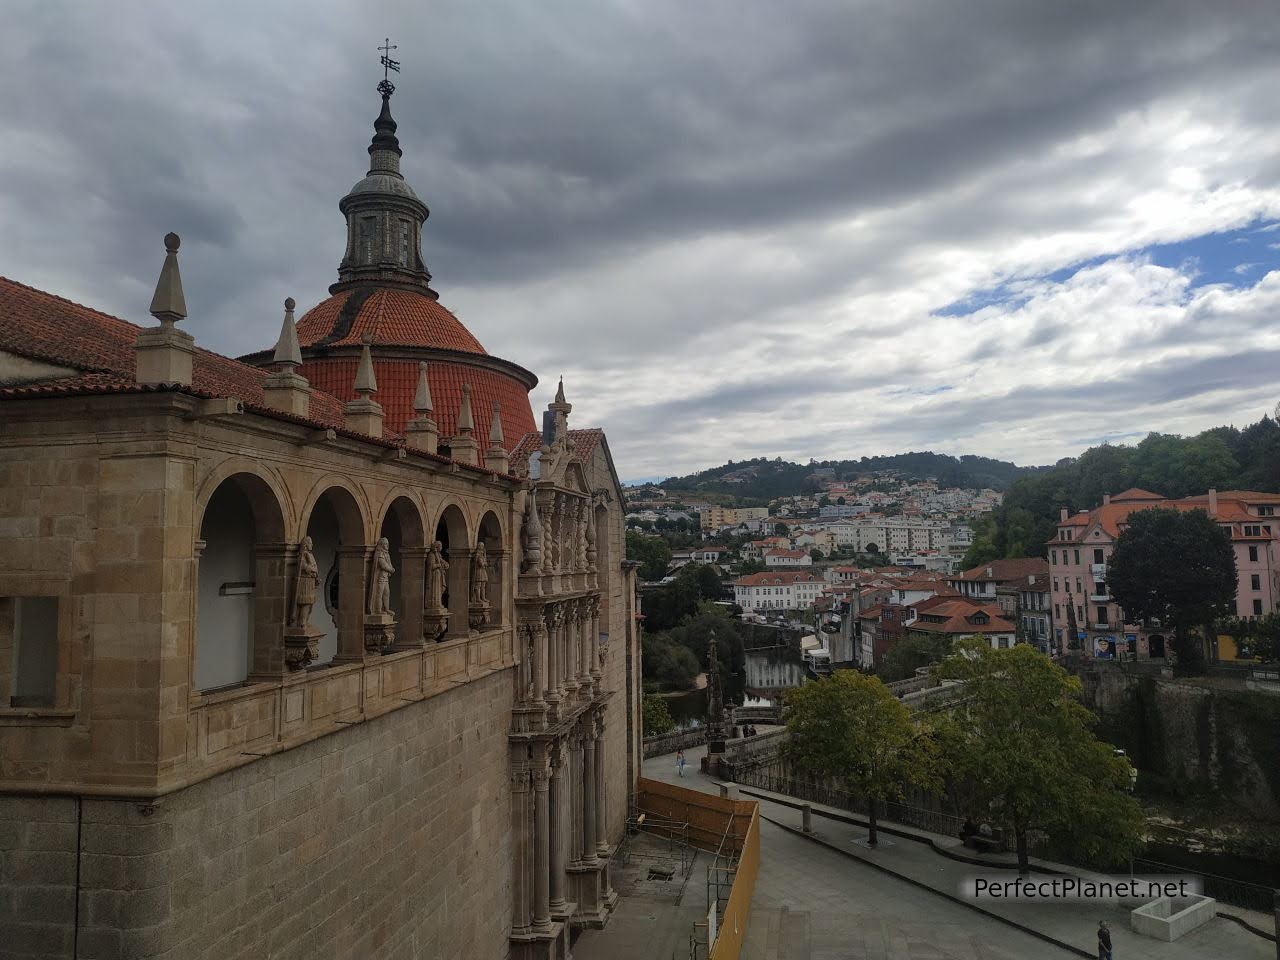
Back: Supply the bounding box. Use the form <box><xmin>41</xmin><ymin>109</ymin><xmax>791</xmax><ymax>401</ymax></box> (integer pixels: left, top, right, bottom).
<box><xmin>626</xmin><ymin>530</ymin><xmax>673</xmax><ymax>581</ymax></box>
<box><xmin>642</xmin><ymin>694</ymin><xmax>676</xmax><ymax>736</ymax></box>
<box><xmin>877</xmin><ymin>632</ymin><xmax>952</xmax><ymax>682</ymax></box>
<box><xmin>785</xmin><ymin>671</ymin><xmax>939</xmax><ymax>846</ymax></box>
<box><xmin>1108</xmin><ymin>508</ymin><xmax>1236</xmax><ymax>672</ymax></box>
<box><xmin>641</xmin><ymin>633</ymin><xmax>700</xmax><ymax>690</ymax></box>
<box><xmin>934</xmin><ymin>640</ymin><xmax>1145</xmax><ymax>872</ymax></box>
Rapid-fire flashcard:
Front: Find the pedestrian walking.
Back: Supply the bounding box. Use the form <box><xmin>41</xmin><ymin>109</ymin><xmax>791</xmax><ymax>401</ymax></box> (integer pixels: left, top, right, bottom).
<box><xmin>1097</xmin><ymin>919</ymin><xmax>1112</xmax><ymax>960</ymax></box>
<box><xmin>676</xmin><ymin>749</ymin><xmax>686</xmax><ymax>777</ymax></box>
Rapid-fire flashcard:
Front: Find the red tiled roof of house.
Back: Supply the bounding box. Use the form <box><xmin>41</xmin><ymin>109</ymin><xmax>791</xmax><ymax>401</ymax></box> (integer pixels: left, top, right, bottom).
<box><xmin>295</xmin><ymin>287</ymin><xmax>487</xmax><ymax>354</ymax></box>
<box><xmin>733</xmin><ymin>571</ymin><xmax>823</xmax><ymax>587</ymax></box>
<box><xmin>909</xmin><ymin>598</ymin><xmax>1014</xmax><ymax>634</ymax></box>
<box><xmin>951</xmin><ymin>557</ymin><xmax>1049</xmax><ymax>583</ymax></box>
<box><xmin>765</xmin><ymin>549</ymin><xmax>808</xmax><ymax>559</ymax></box>
<box><xmin>1111</xmin><ymin>488</ymin><xmax>1165</xmax><ymax>503</ymax></box>
<box><xmin>0</xmin><ymin>276</ymin><xmax>346</xmax><ymax>425</ymax></box>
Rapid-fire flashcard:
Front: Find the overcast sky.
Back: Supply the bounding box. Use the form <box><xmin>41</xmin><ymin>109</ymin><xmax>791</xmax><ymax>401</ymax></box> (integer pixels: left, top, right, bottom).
<box><xmin>4</xmin><ymin>1</ymin><xmax>1280</xmax><ymax>482</ymax></box>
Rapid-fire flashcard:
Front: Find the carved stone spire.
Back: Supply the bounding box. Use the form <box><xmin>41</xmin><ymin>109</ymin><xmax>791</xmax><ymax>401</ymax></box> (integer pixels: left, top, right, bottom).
<box><xmin>404</xmin><ymin>361</ymin><xmax>439</xmax><ymax>454</ymax></box>
<box><xmin>485</xmin><ymin>403</ymin><xmax>509</xmax><ymax>473</ymax></box>
<box><xmin>450</xmin><ymin>382</ymin><xmax>479</xmax><ymax>465</ymax></box>
<box><xmin>136</xmin><ymin>232</ymin><xmax>195</xmax><ymax>386</ymax></box>
<box><xmin>343</xmin><ymin>335</ymin><xmax>384</xmax><ymax>436</ymax></box>
<box><xmin>262</xmin><ymin>297</ymin><xmax>312</xmax><ymax>417</ymax></box>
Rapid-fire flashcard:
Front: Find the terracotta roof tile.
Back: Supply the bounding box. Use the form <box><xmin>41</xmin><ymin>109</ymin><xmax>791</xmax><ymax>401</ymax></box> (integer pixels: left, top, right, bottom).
<box><xmin>295</xmin><ymin>288</ymin><xmax>486</xmax><ymax>354</ymax></box>
<box><xmin>0</xmin><ymin>276</ymin><xmax>346</xmax><ymax>425</ymax></box>
<box><xmin>300</xmin><ymin>357</ymin><xmax>535</xmax><ymax>451</ymax></box>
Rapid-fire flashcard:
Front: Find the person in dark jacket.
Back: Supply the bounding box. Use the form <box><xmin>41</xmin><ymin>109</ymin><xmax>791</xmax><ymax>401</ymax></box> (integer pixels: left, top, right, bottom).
<box><xmin>1097</xmin><ymin>919</ymin><xmax>1112</xmax><ymax>959</ymax></box>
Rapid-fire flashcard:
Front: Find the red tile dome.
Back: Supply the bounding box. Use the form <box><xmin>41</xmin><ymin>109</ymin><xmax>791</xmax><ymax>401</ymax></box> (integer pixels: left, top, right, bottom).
<box><xmin>296</xmin><ymin>287</ymin><xmax>486</xmax><ymax>354</ymax></box>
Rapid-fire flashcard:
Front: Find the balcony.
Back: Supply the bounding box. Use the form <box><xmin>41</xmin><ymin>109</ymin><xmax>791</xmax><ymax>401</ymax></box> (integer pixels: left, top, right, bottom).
<box><xmin>1089</xmin><ymin>590</ymin><xmax>1110</xmax><ymax>602</ymax></box>
<box><xmin>1091</xmin><ymin>563</ymin><xmax>1108</xmax><ymax>579</ymax></box>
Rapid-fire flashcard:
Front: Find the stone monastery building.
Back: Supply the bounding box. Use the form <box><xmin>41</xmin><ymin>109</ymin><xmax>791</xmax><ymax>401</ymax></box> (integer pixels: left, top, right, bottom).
<box><xmin>0</xmin><ymin>79</ymin><xmax>639</xmax><ymax>960</ymax></box>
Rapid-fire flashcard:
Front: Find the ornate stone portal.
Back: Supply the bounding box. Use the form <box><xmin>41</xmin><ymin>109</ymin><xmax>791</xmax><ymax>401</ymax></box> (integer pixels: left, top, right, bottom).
<box><xmin>509</xmin><ymin>384</ymin><xmax>617</xmax><ymax>958</ymax></box>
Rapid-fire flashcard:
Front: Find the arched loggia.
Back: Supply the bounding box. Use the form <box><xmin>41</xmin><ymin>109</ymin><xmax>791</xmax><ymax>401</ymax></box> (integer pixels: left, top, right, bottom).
<box><xmin>302</xmin><ymin>486</ymin><xmax>366</xmax><ymax>664</ymax></box>
<box><xmin>194</xmin><ymin>473</ymin><xmax>287</xmax><ymax>691</ymax></box>
<box><xmin>477</xmin><ymin>510</ymin><xmax>505</xmax><ymax>628</ymax></box>
<box><xmin>378</xmin><ymin>496</ymin><xmax>426</xmax><ymax>647</ymax></box>
<box><xmin>434</xmin><ymin>505</ymin><xmax>470</xmax><ymax>639</ymax></box>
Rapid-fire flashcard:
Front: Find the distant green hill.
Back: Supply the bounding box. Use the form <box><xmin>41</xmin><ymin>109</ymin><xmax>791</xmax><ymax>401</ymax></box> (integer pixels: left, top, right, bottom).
<box><xmin>965</xmin><ymin>415</ymin><xmax>1280</xmax><ymax>565</ymax></box>
<box><xmin>659</xmin><ymin>451</ymin><xmax>1040</xmax><ymax>504</ymax></box>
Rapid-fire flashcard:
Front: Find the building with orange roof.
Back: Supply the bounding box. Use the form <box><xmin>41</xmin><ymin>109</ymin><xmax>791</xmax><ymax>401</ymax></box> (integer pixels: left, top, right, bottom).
<box><xmin>1048</xmin><ymin>488</ymin><xmax>1279</xmax><ymax>659</ymax></box>
<box><xmin>905</xmin><ymin>598</ymin><xmax>1017</xmax><ymax>649</ymax></box>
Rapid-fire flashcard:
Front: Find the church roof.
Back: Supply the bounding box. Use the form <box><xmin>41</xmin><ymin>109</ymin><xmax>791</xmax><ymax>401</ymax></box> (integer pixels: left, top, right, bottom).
<box><xmin>295</xmin><ymin>286</ymin><xmax>486</xmax><ymax>354</ymax></box>
<box><xmin>0</xmin><ymin>277</ymin><xmax>345</xmax><ymax>426</ymax></box>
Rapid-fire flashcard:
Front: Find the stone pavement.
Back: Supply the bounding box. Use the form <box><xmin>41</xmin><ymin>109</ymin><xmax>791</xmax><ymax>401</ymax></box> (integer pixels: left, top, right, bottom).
<box><xmin>641</xmin><ymin>745</ymin><xmax>1275</xmax><ymax>960</ymax></box>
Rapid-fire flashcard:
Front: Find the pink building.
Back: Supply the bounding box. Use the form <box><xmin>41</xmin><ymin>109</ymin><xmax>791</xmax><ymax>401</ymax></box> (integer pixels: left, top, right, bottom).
<box><xmin>1046</xmin><ymin>488</ymin><xmax>1280</xmax><ymax>659</ymax></box>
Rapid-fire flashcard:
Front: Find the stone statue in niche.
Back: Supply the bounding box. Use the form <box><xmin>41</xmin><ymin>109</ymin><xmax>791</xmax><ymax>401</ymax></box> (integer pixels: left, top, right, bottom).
<box><xmin>292</xmin><ymin>536</ymin><xmax>318</xmax><ymax>627</ymax></box>
<box><xmin>471</xmin><ymin>541</ymin><xmax>489</xmax><ymax>605</ymax></box>
<box><xmin>520</xmin><ymin>492</ymin><xmax>543</xmax><ymax>574</ymax></box>
<box><xmin>367</xmin><ymin>537</ymin><xmax>395</xmax><ymax>616</ymax></box>
<box><xmin>426</xmin><ymin>540</ymin><xmax>449</xmax><ymax>611</ymax></box>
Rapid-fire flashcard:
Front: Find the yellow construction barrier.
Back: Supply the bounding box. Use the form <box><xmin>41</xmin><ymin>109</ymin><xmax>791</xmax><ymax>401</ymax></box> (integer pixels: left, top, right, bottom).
<box><xmin>709</xmin><ymin>804</ymin><xmax>759</xmax><ymax>960</ymax></box>
<box><xmin>633</xmin><ymin>778</ymin><xmax>761</xmax><ymax>960</ymax></box>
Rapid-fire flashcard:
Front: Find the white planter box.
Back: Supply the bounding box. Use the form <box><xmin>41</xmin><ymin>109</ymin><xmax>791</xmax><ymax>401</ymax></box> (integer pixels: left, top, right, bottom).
<box><xmin>1130</xmin><ymin>895</ymin><xmax>1216</xmax><ymax>941</ymax></box>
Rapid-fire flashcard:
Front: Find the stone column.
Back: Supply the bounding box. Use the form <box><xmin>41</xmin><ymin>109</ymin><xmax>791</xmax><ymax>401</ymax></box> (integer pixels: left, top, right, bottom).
<box><xmin>334</xmin><ymin>545</ymin><xmax>369</xmax><ymax>661</ymax></box>
<box><xmin>532</xmin><ymin>760</ymin><xmax>551</xmax><ymax>932</ymax></box>
<box><xmin>545</xmin><ymin>606</ymin><xmax>561</xmax><ymax>703</ymax></box>
<box><xmin>594</xmin><ymin>715</ymin><xmax>608</xmax><ymax>855</ymax></box>
<box><xmin>590</xmin><ymin>595</ymin><xmax>603</xmax><ymax>691</ymax></box>
<box><xmin>448</xmin><ymin>546</ymin><xmax>473</xmax><ymax>638</ymax></box>
<box><xmin>532</xmin><ymin>620</ymin><xmax>547</xmax><ymax>707</ymax></box>
<box><xmin>568</xmin><ymin>732</ymin><xmax>583</xmax><ymax>863</ymax></box>
<box><xmin>510</xmin><ymin>763</ymin><xmax>532</xmax><ymax>936</ymax></box>
<box><xmin>396</xmin><ymin>546</ymin><xmax>428</xmax><ymax>649</ymax></box>
<box><xmin>549</xmin><ymin>743</ymin><xmax>567</xmax><ymax>915</ymax></box>
<box><xmin>577</xmin><ymin>600</ymin><xmax>590</xmax><ymax>686</ymax></box>
<box><xmin>582</xmin><ymin>726</ymin><xmax>597</xmax><ymax>864</ymax></box>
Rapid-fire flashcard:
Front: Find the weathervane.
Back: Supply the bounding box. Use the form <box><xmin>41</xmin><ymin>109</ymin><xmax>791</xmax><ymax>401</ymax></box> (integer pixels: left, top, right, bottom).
<box><xmin>378</xmin><ymin>37</ymin><xmax>400</xmax><ymax>97</ymax></box>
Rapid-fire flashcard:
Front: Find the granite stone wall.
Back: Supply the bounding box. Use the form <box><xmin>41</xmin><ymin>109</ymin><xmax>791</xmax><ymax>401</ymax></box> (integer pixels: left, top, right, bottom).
<box><xmin>1</xmin><ymin>667</ymin><xmax>515</xmax><ymax>960</ymax></box>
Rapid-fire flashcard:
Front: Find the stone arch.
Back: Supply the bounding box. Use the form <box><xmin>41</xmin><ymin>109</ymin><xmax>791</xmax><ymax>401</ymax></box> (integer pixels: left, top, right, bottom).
<box><xmin>376</xmin><ymin>492</ymin><xmax>427</xmax><ymax>647</ymax></box>
<box><xmin>194</xmin><ymin>472</ymin><xmax>289</xmax><ymax>691</ymax></box>
<box><xmin>193</xmin><ymin>459</ymin><xmax>290</xmax><ymax>545</ymax></box>
<box><xmin>300</xmin><ymin>483</ymin><xmax>368</xmax><ymax>664</ymax></box>
<box><xmin>433</xmin><ymin>502</ymin><xmax>471</xmax><ymax>638</ymax></box>
<box><xmin>476</xmin><ymin>509</ymin><xmax>505</xmax><ymax>628</ymax></box>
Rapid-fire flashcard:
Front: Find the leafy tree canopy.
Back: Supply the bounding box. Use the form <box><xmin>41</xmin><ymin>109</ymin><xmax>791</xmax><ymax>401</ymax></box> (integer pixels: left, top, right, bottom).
<box><xmin>642</xmin><ymin>694</ymin><xmax>676</xmax><ymax>736</ymax></box>
<box><xmin>626</xmin><ymin>530</ymin><xmax>673</xmax><ymax>581</ymax></box>
<box><xmin>785</xmin><ymin>670</ymin><xmax>939</xmax><ymax>845</ymax></box>
<box><xmin>1108</xmin><ymin>507</ymin><xmax>1236</xmax><ymax>671</ymax></box>
<box><xmin>877</xmin><ymin>631</ymin><xmax>954</xmax><ymax>683</ymax></box>
<box><xmin>933</xmin><ymin>640</ymin><xmax>1145</xmax><ymax>871</ymax></box>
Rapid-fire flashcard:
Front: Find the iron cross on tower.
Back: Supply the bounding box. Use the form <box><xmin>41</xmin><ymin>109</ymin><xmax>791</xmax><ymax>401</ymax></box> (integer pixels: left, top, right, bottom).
<box><xmin>378</xmin><ymin>37</ymin><xmax>400</xmax><ymax>97</ymax></box>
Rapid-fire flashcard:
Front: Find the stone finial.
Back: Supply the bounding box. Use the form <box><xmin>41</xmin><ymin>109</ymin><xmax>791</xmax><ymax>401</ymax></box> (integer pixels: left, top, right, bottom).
<box><xmin>354</xmin><ymin>334</ymin><xmax>378</xmax><ymax>395</ymax></box>
<box><xmin>457</xmin><ymin>382</ymin><xmax>474</xmax><ymax>433</ymax></box>
<box><xmin>449</xmin><ymin>382</ymin><xmax>479</xmax><ymax>466</ymax></box>
<box><xmin>136</xmin><ymin>231</ymin><xmax>196</xmax><ymax>386</ymax></box>
<box><xmin>413</xmin><ymin>360</ymin><xmax>433</xmax><ymax>414</ymax></box>
<box><xmin>149</xmin><ymin>232</ymin><xmax>188</xmax><ymax>326</ymax></box>
<box><xmin>489</xmin><ymin>403</ymin><xmax>504</xmax><ymax>445</ymax></box>
<box><xmin>272</xmin><ymin>297</ymin><xmax>303</xmax><ymax>370</ymax></box>
<box><xmin>404</xmin><ymin>361</ymin><xmax>439</xmax><ymax>455</ymax></box>
<box><xmin>554</xmin><ymin>377</ymin><xmax>566</xmax><ymax>405</ymax></box>
<box><xmin>343</xmin><ymin>334</ymin><xmax>384</xmax><ymax>436</ymax></box>
<box><xmin>262</xmin><ymin>296</ymin><xmax>311</xmax><ymax>417</ymax></box>
<box><xmin>484</xmin><ymin>402</ymin><xmax>509</xmax><ymax>473</ymax></box>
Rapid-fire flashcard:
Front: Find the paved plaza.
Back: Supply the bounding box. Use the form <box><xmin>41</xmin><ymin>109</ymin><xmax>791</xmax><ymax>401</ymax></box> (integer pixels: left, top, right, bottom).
<box><xmin>584</xmin><ymin>745</ymin><xmax>1275</xmax><ymax>960</ymax></box>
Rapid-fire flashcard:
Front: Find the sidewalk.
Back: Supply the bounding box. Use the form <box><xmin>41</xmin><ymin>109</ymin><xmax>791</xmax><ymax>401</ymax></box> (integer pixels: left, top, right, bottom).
<box><xmin>645</xmin><ymin>746</ymin><xmax>1274</xmax><ymax>960</ymax></box>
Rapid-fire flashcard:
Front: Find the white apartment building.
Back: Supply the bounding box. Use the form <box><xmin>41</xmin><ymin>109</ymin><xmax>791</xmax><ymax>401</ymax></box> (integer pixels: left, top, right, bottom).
<box><xmin>733</xmin><ymin>571</ymin><xmax>825</xmax><ymax>613</ymax></box>
<box><xmin>764</xmin><ymin>548</ymin><xmax>813</xmax><ymax>568</ymax></box>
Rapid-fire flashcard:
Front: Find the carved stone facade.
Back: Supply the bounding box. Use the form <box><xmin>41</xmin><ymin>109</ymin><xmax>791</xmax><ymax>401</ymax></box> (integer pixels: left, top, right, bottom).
<box><xmin>0</xmin><ymin>81</ymin><xmax>639</xmax><ymax>960</ymax></box>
